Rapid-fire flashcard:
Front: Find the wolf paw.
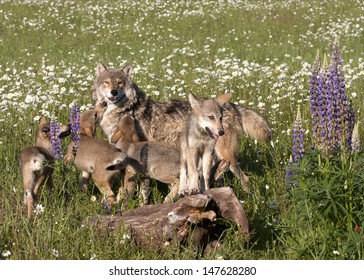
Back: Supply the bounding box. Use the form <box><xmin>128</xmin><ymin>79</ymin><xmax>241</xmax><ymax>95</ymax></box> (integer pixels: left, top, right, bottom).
<box><xmin>179</xmin><ymin>188</ymin><xmax>200</xmax><ymax>197</ymax></box>
<box><xmin>188</xmin><ymin>188</ymin><xmax>201</xmax><ymax>195</ymax></box>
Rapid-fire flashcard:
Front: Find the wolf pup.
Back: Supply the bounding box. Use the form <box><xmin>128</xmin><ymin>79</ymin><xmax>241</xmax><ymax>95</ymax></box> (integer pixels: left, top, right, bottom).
<box><xmin>179</xmin><ymin>92</ymin><xmax>232</xmax><ymax>196</ymax></box>
<box><xmin>92</xmin><ymin>63</ymin><xmax>272</xmax><ymax>193</ymax></box>
<box><xmin>64</xmin><ymin>108</ymin><xmax>128</xmax><ymax>207</ymax></box>
<box><xmin>107</xmin><ymin>115</ymin><xmax>231</xmax><ymax>203</ymax></box>
<box><xmin>19</xmin><ymin>117</ymin><xmax>71</xmax><ymax>218</ymax></box>
<box><xmin>106</xmin><ymin>115</ymin><xmax>181</xmax><ymax>204</ymax></box>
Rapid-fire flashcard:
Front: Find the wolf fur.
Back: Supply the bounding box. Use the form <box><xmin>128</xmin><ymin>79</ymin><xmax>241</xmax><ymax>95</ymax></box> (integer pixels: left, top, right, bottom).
<box><xmin>179</xmin><ymin>92</ymin><xmax>232</xmax><ymax>195</ymax></box>
<box><xmin>106</xmin><ymin>114</ymin><xmax>180</xmax><ymax>203</ymax></box>
<box><xmin>93</xmin><ymin>63</ymin><xmax>272</xmax><ymax>192</ymax></box>
<box><xmin>107</xmin><ymin>114</ymin><xmax>232</xmax><ymax>203</ymax></box>
<box><xmin>64</xmin><ymin>108</ymin><xmax>128</xmax><ymax>206</ymax></box>
<box><xmin>19</xmin><ymin>117</ymin><xmax>71</xmax><ymax>218</ymax></box>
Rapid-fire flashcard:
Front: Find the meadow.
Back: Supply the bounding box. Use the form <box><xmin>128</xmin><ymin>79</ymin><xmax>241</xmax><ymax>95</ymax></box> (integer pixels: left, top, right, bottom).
<box><xmin>0</xmin><ymin>0</ymin><xmax>364</xmax><ymax>260</ymax></box>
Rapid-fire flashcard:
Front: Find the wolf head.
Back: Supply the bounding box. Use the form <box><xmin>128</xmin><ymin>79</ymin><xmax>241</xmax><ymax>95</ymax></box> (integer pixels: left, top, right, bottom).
<box><xmin>78</xmin><ymin>103</ymin><xmax>106</xmax><ymax>138</ymax></box>
<box><xmin>36</xmin><ymin>116</ymin><xmax>71</xmax><ymax>150</ymax></box>
<box><xmin>189</xmin><ymin>92</ymin><xmax>232</xmax><ymax>140</ymax></box>
<box><xmin>111</xmin><ymin>115</ymin><xmax>140</xmax><ymax>146</ymax></box>
<box><xmin>92</xmin><ymin>63</ymin><xmax>137</xmax><ymax>109</ymax></box>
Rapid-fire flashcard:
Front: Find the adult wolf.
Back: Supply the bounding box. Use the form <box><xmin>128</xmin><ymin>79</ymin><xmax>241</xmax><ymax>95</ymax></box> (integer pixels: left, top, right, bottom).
<box><xmin>93</xmin><ymin>63</ymin><xmax>272</xmax><ymax>191</ymax></box>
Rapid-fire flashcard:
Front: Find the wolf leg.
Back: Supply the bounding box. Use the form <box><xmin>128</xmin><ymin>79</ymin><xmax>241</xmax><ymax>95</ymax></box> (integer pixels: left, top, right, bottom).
<box><xmin>178</xmin><ymin>140</ymin><xmax>189</xmax><ymax>196</ymax></box>
<box><xmin>139</xmin><ymin>178</ymin><xmax>150</xmax><ymax>206</ymax></box>
<box><xmin>215</xmin><ymin>135</ymin><xmax>250</xmax><ymax>192</ymax></box>
<box><xmin>22</xmin><ymin>172</ymin><xmax>36</xmax><ymax>218</ymax></box>
<box><xmin>202</xmin><ymin>150</ymin><xmax>214</xmax><ymax>191</ymax></box>
<box><xmin>186</xmin><ymin>149</ymin><xmax>200</xmax><ymax>195</ymax></box>
<box><xmin>209</xmin><ymin>159</ymin><xmax>230</xmax><ymax>188</ymax></box>
<box><xmin>79</xmin><ymin>171</ymin><xmax>90</xmax><ymax>191</ymax></box>
<box><xmin>33</xmin><ymin>174</ymin><xmax>46</xmax><ymax>201</ymax></box>
<box><xmin>164</xmin><ymin>178</ymin><xmax>179</xmax><ymax>203</ymax></box>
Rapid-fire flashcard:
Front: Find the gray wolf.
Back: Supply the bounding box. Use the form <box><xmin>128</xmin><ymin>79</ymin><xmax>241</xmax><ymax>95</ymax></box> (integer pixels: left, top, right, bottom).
<box><xmin>93</xmin><ymin>63</ymin><xmax>272</xmax><ymax>192</ymax></box>
<box><xmin>64</xmin><ymin>108</ymin><xmax>128</xmax><ymax>207</ymax></box>
<box><xmin>179</xmin><ymin>92</ymin><xmax>232</xmax><ymax>196</ymax></box>
<box><xmin>19</xmin><ymin>117</ymin><xmax>71</xmax><ymax>218</ymax></box>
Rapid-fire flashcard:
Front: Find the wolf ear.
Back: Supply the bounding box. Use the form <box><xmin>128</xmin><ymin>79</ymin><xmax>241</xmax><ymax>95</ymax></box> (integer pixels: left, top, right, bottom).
<box><xmin>83</xmin><ymin>127</ymin><xmax>94</xmax><ymax>138</ymax></box>
<box><xmin>96</xmin><ymin>62</ymin><xmax>107</xmax><ymax>77</ymax></box>
<box><xmin>188</xmin><ymin>93</ymin><xmax>200</xmax><ymax>111</ymax></box>
<box><xmin>216</xmin><ymin>92</ymin><xmax>232</xmax><ymax>106</ymax></box>
<box><xmin>39</xmin><ymin>116</ymin><xmax>47</xmax><ymax>125</ymax></box>
<box><xmin>111</xmin><ymin>131</ymin><xmax>122</xmax><ymax>144</ymax></box>
<box><xmin>122</xmin><ymin>64</ymin><xmax>133</xmax><ymax>78</ymax></box>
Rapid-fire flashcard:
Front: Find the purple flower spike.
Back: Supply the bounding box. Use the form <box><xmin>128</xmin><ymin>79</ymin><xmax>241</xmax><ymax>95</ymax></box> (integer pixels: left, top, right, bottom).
<box><xmin>309</xmin><ymin>38</ymin><xmax>356</xmax><ymax>155</ymax></box>
<box><xmin>292</xmin><ymin>106</ymin><xmax>305</xmax><ymax>164</ymax></box>
<box><xmin>50</xmin><ymin>118</ymin><xmax>63</xmax><ymax>159</ymax></box>
<box><xmin>69</xmin><ymin>104</ymin><xmax>81</xmax><ymax>155</ymax></box>
<box><xmin>286</xmin><ymin>107</ymin><xmax>305</xmax><ymax>189</ymax></box>
<box><xmin>286</xmin><ymin>156</ymin><xmax>298</xmax><ymax>189</ymax></box>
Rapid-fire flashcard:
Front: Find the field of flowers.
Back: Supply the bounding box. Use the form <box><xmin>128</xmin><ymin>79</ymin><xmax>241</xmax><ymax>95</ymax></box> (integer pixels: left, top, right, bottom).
<box><xmin>0</xmin><ymin>0</ymin><xmax>364</xmax><ymax>260</ymax></box>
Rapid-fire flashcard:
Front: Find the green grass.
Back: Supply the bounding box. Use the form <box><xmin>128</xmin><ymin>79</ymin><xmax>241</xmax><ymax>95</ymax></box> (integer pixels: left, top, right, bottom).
<box><xmin>0</xmin><ymin>0</ymin><xmax>364</xmax><ymax>260</ymax></box>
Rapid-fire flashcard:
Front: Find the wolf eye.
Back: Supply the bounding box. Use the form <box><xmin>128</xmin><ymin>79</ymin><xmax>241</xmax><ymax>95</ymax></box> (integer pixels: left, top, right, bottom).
<box><xmin>103</xmin><ymin>81</ymin><xmax>110</xmax><ymax>86</ymax></box>
<box><xmin>208</xmin><ymin>116</ymin><xmax>215</xmax><ymax>120</ymax></box>
<box><xmin>117</xmin><ymin>81</ymin><xmax>124</xmax><ymax>87</ymax></box>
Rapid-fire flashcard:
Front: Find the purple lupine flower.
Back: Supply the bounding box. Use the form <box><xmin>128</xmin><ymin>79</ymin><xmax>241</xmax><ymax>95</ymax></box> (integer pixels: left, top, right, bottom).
<box><xmin>285</xmin><ymin>156</ymin><xmax>296</xmax><ymax>189</ymax></box>
<box><xmin>69</xmin><ymin>104</ymin><xmax>81</xmax><ymax>155</ymax></box>
<box><xmin>50</xmin><ymin>118</ymin><xmax>63</xmax><ymax>159</ymax></box>
<box><xmin>328</xmin><ymin>40</ymin><xmax>344</xmax><ymax>148</ymax></box>
<box><xmin>310</xmin><ymin>50</ymin><xmax>320</xmax><ymax>143</ymax></box>
<box><xmin>329</xmin><ymin>37</ymin><xmax>355</xmax><ymax>150</ymax></box>
<box><xmin>309</xmin><ymin>38</ymin><xmax>356</xmax><ymax>155</ymax></box>
<box><xmin>286</xmin><ymin>107</ymin><xmax>305</xmax><ymax>189</ymax></box>
<box><xmin>316</xmin><ymin>57</ymin><xmax>329</xmax><ymax>153</ymax></box>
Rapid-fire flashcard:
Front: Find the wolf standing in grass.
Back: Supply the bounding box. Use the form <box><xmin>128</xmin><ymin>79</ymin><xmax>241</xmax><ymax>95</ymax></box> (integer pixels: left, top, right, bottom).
<box><xmin>93</xmin><ymin>63</ymin><xmax>272</xmax><ymax>193</ymax></box>
<box><xmin>179</xmin><ymin>93</ymin><xmax>232</xmax><ymax>196</ymax></box>
<box><xmin>18</xmin><ymin>117</ymin><xmax>71</xmax><ymax>218</ymax></box>
<box><xmin>64</xmin><ymin>107</ymin><xmax>129</xmax><ymax>207</ymax></box>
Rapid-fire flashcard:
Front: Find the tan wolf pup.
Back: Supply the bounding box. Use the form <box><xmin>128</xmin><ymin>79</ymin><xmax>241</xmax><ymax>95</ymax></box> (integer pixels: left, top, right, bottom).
<box><xmin>19</xmin><ymin>117</ymin><xmax>71</xmax><ymax>218</ymax></box>
<box><xmin>64</xmin><ymin>108</ymin><xmax>128</xmax><ymax>207</ymax></box>
<box><xmin>106</xmin><ymin>115</ymin><xmax>181</xmax><ymax>204</ymax></box>
<box><xmin>179</xmin><ymin>92</ymin><xmax>232</xmax><ymax>196</ymax></box>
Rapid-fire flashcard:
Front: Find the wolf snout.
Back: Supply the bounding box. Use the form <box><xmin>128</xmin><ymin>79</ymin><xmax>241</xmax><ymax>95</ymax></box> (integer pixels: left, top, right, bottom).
<box><xmin>110</xmin><ymin>89</ymin><xmax>118</xmax><ymax>96</ymax></box>
<box><xmin>218</xmin><ymin>130</ymin><xmax>225</xmax><ymax>136</ymax></box>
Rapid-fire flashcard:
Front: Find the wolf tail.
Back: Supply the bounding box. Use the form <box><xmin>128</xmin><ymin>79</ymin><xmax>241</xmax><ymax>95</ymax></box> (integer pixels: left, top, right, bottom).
<box><xmin>106</xmin><ymin>156</ymin><xmax>144</xmax><ymax>174</ymax></box>
<box><xmin>238</xmin><ymin>106</ymin><xmax>272</xmax><ymax>142</ymax></box>
<box><xmin>106</xmin><ymin>162</ymin><xmax>124</xmax><ymax>171</ymax></box>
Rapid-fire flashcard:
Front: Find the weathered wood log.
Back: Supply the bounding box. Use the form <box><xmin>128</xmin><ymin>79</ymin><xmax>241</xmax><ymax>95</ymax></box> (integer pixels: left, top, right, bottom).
<box><xmin>82</xmin><ymin>187</ymin><xmax>249</xmax><ymax>251</ymax></box>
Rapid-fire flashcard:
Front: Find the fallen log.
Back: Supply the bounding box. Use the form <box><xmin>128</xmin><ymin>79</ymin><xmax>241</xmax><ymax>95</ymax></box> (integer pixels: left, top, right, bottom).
<box><xmin>82</xmin><ymin>187</ymin><xmax>249</xmax><ymax>251</ymax></box>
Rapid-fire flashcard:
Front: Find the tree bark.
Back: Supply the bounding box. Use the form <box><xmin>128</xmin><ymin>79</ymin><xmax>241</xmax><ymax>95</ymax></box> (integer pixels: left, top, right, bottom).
<box><xmin>82</xmin><ymin>187</ymin><xmax>249</xmax><ymax>251</ymax></box>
